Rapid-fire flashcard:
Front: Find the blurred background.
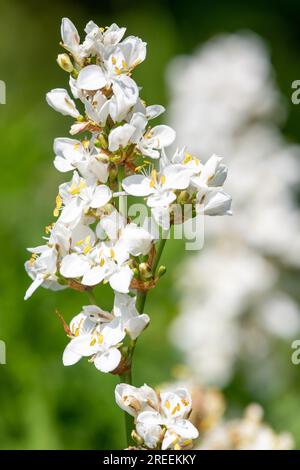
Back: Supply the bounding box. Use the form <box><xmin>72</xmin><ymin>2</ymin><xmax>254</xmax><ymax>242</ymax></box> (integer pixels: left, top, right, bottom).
<box><xmin>1</xmin><ymin>0</ymin><xmax>300</xmax><ymax>449</ymax></box>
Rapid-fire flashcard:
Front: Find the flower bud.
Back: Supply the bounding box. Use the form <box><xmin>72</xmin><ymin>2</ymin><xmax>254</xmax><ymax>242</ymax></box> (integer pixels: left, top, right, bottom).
<box><xmin>157</xmin><ymin>265</ymin><xmax>167</xmax><ymax>278</ymax></box>
<box><xmin>94</xmin><ymin>134</ymin><xmax>108</xmax><ymax>149</ymax></box>
<box><xmin>177</xmin><ymin>190</ymin><xmax>190</xmax><ymax>204</ymax></box>
<box><xmin>108</xmin><ymin>164</ymin><xmax>118</xmax><ymax>182</ymax></box>
<box><xmin>56</xmin><ymin>53</ymin><xmax>73</xmax><ymax>73</ymax></box>
<box><xmin>139</xmin><ymin>262</ymin><xmax>152</xmax><ymax>280</ymax></box>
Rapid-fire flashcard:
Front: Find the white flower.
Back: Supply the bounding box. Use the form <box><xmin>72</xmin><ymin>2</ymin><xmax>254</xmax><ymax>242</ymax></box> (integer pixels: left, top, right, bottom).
<box><xmin>122</xmin><ymin>165</ymin><xmax>193</xmax><ymax>228</ymax></box>
<box><xmin>60</xmin><ymin>238</ymin><xmax>133</xmax><ymax>293</ymax></box>
<box><xmin>96</xmin><ymin>210</ymin><xmax>153</xmax><ymax>257</ymax></box>
<box><xmin>24</xmin><ymin>245</ymin><xmax>65</xmax><ymax>300</ymax></box>
<box><xmin>58</xmin><ymin>171</ymin><xmax>112</xmax><ymax>226</ymax></box>
<box><xmin>115</xmin><ymin>383</ymin><xmax>159</xmax><ymax>417</ymax></box>
<box><xmin>136</xmin><ymin>388</ymin><xmax>198</xmax><ymax>449</ymax></box>
<box><xmin>83</xmin><ymin>21</ymin><xmax>126</xmax><ymax>57</ymax></box>
<box><xmin>113</xmin><ymin>293</ymin><xmax>150</xmax><ymax>340</ymax></box>
<box><xmin>63</xmin><ymin>317</ymin><xmax>125</xmax><ymax>373</ymax></box>
<box><xmin>108</xmin><ymin>112</ymin><xmax>175</xmax><ymax>157</ymax></box>
<box><xmin>60</xmin><ymin>17</ymin><xmax>87</xmax><ymax>63</ymax></box>
<box><xmin>76</xmin><ymin>66</ymin><xmax>139</xmax><ymax>123</ymax></box>
<box><xmin>115</xmin><ymin>384</ymin><xmax>199</xmax><ymax>449</ymax></box>
<box><xmin>53</xmin><ymin>137</ymin><xmax>109</xmax><ymax>182</ymax></box>
<box><xmin>46</xmin><ymin>88</ymin><xmax>80</xmax><ymax>118</ymax></box>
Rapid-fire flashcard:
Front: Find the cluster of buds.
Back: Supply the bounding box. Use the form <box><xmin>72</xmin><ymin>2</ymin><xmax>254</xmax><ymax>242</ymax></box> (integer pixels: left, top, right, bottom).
<box><xmin>24</xmin><ymin>18</ymin><xmax>232</xmax><ymax>449</ymax></box>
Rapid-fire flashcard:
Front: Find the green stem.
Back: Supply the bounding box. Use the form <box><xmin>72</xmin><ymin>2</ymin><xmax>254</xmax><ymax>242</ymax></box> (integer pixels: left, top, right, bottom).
<box><xmin>117</xmin><ymin>165</ymin><xmax>127</xmax><ymax>217</ymax></box>
<box><xmin>86</xmin><ymin>289</ymin><xmax>97</xmax><ymax>304</ymax></box>
<box><xmin>152</xmin><ymin>236</ymin><xmax>168</xmax><ymax>275</ymax></box>
<box><xmin>119</xmin><ymin>368</ymin><xmax>135</xmax><ymax>447</ymax></box>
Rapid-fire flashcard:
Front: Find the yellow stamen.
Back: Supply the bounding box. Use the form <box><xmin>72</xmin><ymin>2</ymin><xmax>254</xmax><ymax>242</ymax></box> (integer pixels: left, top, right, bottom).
<box><xmin>99</xmin><ymin>258</ymin><xmax>105</xmax><ymax>267</ymax></box>
<box><xmin>111</xmin><ymin>56</ymin><xmax>117</xmax><ymax>65</ymax></box>
<box><xmin>29</xmin><ymin>253</ymin><xmax>38</xmax><ymax>266</ymax></box>
<box><xmin>172</xmin><ymin>403</ymin><xmax>181</xmax><ymax>415</ymax></box>
<box><xmin>165</xmin><ymin>400</ymin><xmax>171</xmax><ymax>410</ymax></box>
<box><xmin>114</xmin><ymin>66</ymin><xmax>121</xmax><ymax>75</ymax></box>
<box><xmin>98</xmin><ymin>334</ymin><xmax>104</xmax><ymax>344</ymax></box>
<box><xmin>53</xmin><ymin>194</ymin><xmax>62</xmax><ymax>217</ymax></box>
<box><xmin>160</xmin><ymin>175</ymin><xmax>166</xmax><ymax>185</ymax></box>
<box><xmin>122</xmin><ymin>60</ymin><xmax>127</xmax><ymax>69</ymax></box>
<box><xmin>90</xmin><ymin>337</ymin><xmax>96</xmax><ymax>346</ymax></box>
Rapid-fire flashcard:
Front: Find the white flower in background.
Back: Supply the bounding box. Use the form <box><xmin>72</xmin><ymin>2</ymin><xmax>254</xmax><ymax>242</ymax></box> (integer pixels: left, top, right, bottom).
<box><xmin>115</xmin><ymin>384</ymin><xmax>198</xmax><ymax>449</ymax></box>
<box><xmin>198</xmin><ymin>404</ymin><xmax>293</xmax><ymax>450</ymax></box>
<box><xmin>168</xmin><ymin>33</ymin><xmax>300</xmax><ymax>387</ymax></box>
<box><xmin>53</xmin><ymin>137</ymin><xmax>109</xmax><ymax>182</ymax></box>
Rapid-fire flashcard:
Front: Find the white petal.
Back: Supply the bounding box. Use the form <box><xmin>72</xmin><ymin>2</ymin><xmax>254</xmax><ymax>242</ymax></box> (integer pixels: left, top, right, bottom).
<box><xmin>151</xmin><ymin>206</ymin><xmax>170</xmax><ymax>231</ymax></box>
<box><xmin>108</xmin><ymin>124</ymin><xmax>135</xmax><ymax>151</ymax></box>
<box><xmin>81</xmin><ymin>266</ymin><xmax>106</xmax><ymax>286</ymax></box>
<box><xmin>171</xmin><ymin>419</ymin><xmax>199</xmax><ymax>440</ymax></box>
<box><xmin>94</xmin><ymin>348</ymin><xmax>121</xmax><ymax>373</ymax></box>
<box><xmin>126</xmin><ymin>314</ymin><xmax>150</xmax><ymax>340</ymax></box>
<box><xmin>24</xmin><ymin>276</ymin><xmax>44</xmax><ymax>300</ymax></box>
<box><xmin>147</xmin><ymin>190</ymin><xmax>176</xmax><ymax>208</ymax></box>
<box><xmin>60</xmin><ymin>253</ymin><xmax>90</xmax><ymax>278</ymax></box>
<box><xmin>109</xmin><ymin>265</ymin><xmax>133</xmax><ymax>293</ymax></box>
<box><xmin>122</xmin><ymin>223</ymin><xmax>152</xmax><ymax>256</ymax></box>
<box><xmin>90</xmin><ymin>185</ymin><xmax>112</xmax><ymax>208</ymax></box>
<box><xmin>151</xmin><ymin>125</ymin><xmax>176</xmax><ymax>148</ymax></box>
<box><xmin>54</xmin><ymin>156</ymin><xmax>74</xmax><ymax>172</ymax></box>
<box><xmin>163</xmin><ymin>164</ymin><xmax>193</xmax><ymax>190</ymax></box>
<box><xmin>62</xmin><ymin>343</ymin><xmax>82</xmax><ymax>366</ymax></box>
<box><xmin>102</xmin><ymin>319</ymin><xmax>125</xmax><ymax>345</ymax></box>
<box><xmin>202</xmin><ymin>189</ymin><xmax>232</xmax><ymax>216</ymax></box>
<box><xmin>61</xmin><ymin>18</ymin><xmax>80</xmax><ymax>51</ymax></box>
<box><xmin>60</xmin><ymin>198</ymin><xmax>83</xmax><ymax>224</ymax></box>
<box><xmin>46</xmin><ymin>89</ymin><xmax>79</xmax><ymax>118</ymax></box>
<box><xmin>122</xmin><ymin>174</ymin><xmax>154</xmax><ymax>197</ymax></box>
<box><xmin>65</xmin><ymin>335</ymin><xmax>99</xmax><ymax>357</ymax></box>
<box><xmin>146</xmin><ymin>105</ymin><xmax>165</xmax><ymax>120</ymax></box>
<box><xmin>77</xmin><ymin>65</ymin><xmax>106</xmax><ymax>90</ymax></box>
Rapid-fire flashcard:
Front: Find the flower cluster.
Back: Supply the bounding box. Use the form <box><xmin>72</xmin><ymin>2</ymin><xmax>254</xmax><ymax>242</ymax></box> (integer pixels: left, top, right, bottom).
<box><xmin>116</xmin><ymin>383</ymin><xmax>199</xmax><ymax>449</ymax></box>
<box><xmin>24</xmin><ymin>18</ymin><xmax>231</xmax><ymax>449</ymax></box>
<box><xmin>168</xmin><ymin>33</ymin><xmax>300</xmax><ymax>387</ymax></box>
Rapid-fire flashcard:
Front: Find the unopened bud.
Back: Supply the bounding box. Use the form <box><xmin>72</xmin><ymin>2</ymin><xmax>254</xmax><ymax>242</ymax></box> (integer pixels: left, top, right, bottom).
<box><xmin>57</xmin><ymin>53</ymin><xmax>74</xmax><ymax>73</ymax></box>
<box><xmin>71</xmin><ymin>68</ymin><xmax>79</xmax><ymax>79</ymax></box>
<box><xmin>109</xmin><ymin>164</ymin><xmax>118</xmax><ymax>182</ymax></box>
<box><xmin>132</xmin><ymin>268</ymin><xmax>139</xmax><ymax>279</ymax></box>
<box><xmin>157</xmin><ymin>265</ymin><xmax>167</xmax><ymax>278</ymax></box>
<box><xmin>131</xmin><ymin>430</ymin><xmax>144</xmax><ymax>446</ymax></box>
<box><xmin>94</xmin><ymin>134</ymin><xmax>108</xmax><ymax>149</ymax></box>
<box><xmin>139</xmin><ymin>262</ymin><xmax>152</xmax><ymax>280</ymax></box>
<box><xmin>177</xmin><ymin>190</ymin><xmax>190</xmax><ymax>204</ymax></box>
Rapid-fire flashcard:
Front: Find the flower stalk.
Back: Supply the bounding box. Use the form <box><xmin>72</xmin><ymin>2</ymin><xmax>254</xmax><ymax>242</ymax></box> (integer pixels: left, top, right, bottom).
<box><xmin>24</xmin><ymin>17</ymin><xmax>232</xmax><ymax>450</ymax></box>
